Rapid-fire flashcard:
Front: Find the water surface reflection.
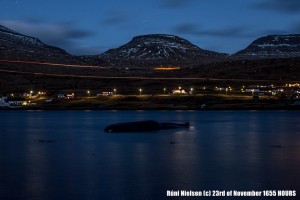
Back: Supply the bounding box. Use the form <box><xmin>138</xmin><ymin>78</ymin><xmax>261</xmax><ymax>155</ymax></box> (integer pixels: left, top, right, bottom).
<box><xmin>0</xmin><ymin>111</ymin><xmax>300</xmax><ymax>199</ymax></box>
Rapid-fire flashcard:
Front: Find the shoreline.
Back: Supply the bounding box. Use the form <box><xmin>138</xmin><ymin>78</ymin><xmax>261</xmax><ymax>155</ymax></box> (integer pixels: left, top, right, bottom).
<box><xmin>1</xmin><ymin>104</ymin><xmax>300</xmax><ymax>111</ymax></box>
<box><xmin>1</xmin><ymin>94</ymin><xmax>300</xmax><ymax>111</ymax></box>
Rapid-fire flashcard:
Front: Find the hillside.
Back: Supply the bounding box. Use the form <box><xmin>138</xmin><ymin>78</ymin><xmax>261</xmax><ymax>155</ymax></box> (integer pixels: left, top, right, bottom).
<box><xmin>0</xmin><ymin>25</ymin><xmax>84</xmax><ymax>64</ymax></box>
<box><xmin>233</xmin><ymin>34</ymin><xmax>300</xmax><ymax>59</ymax></box>
<box><xmin>97</xmin><ymin>34</ymin><xmax>227</xmax><ymax>67</ymax></box>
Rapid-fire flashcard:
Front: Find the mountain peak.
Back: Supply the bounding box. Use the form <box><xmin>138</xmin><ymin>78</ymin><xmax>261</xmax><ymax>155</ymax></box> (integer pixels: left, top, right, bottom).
<box><xmin>233</xmin><ymin>34</ymin><xmax>300</xmax><ymax>59</ymax></box>
<box><xmin>130</xmin><ymin>34</ymin><xmax>202</xmax><ymax>51</ymax></box>
<box><xmin>132</xmin><ymin>34</ymin><xmax>188</xmax><ymax>42</ymax></box>
<box><xmin>133</xmin><ymin>34</ymin><xmax>178</xmax><ymax>39</ymax></box>
<box><xmin>0</xmin><ymin>25</ymin><xmax>18</xmax><ymax>34</ymax></box>
<box><xmin>98</xmin><ymin>34</ymin><xmax>226</xmax><ymax>67</ymax></box>
<box><xmin>0</xmin><ymin>24</ymin><xmax>84</xmax><ymax>64</ymax></box>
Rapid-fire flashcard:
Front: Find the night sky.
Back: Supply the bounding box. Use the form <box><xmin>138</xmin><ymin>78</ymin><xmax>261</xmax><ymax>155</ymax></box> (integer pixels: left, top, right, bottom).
<box><xmin>1</xmin><ymin>0</ymin><xmax>300</xmax><ymax>55</ymax></box>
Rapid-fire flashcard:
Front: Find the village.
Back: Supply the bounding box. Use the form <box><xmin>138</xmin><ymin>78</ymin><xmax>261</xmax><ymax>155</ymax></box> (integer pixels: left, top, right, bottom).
<box><xmin>1</xmin><ymin>83</ymin><xmax>300</xmax><ymax>109</ymax></box>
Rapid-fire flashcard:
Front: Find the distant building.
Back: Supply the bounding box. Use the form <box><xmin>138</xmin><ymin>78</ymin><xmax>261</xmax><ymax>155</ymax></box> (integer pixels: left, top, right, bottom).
<box><xmin>57</xmin><ymin>93</ymin><xmax>75</xmax><ymax>99</ymax></box>
<box><xmin>57</xmin><ymin>94</ymin><xmax>65</xmax><ymax>99</ymax></box>
<box><xmin>44</xmin><ymin>99</ymin><xmax>53</xmax><ymax>103</ymax></box>
<box><xmin>288</xmin><ymin>83</ymin><xmax>300</xmax><ymax>87</ymax></box>
<box><xmin>1</xmin><ymin>96</ymin><xmax>8</xmax><ymax>102</ymax></box>
<box><xmin>6</xmin><ymin>97</ymin><xmax>27</xmax><ymax>105</ymax></box>
<box><xmin>245</xmin><ymin>88</ymin><xmax>260</xmax><ymax>93</ymax></box>
<box><xmin>66</xmin><ymin>93</ymin><xmax>75</xmax><ymax>99</ymax></box>
<box><xmin>172</xmin><ymin>89</ymin><xmax>187</xmax><ymax>95</ymax></box>
<box><xmin>215</xmin><ymin>86</ymin><xmax>227</xmax><ymax>91</ymax></box>
<box><xmin>0</xmin><ymin>96</ymin><xmax>27</xmax><ymax>107</ymax></box>
<box><xmin>97</xmin><ymin>92</ymin><xmax>113</xmax><ymax>96</ymax></box>
<box><xmin>0</xmin><ymin>97</ymin><xmax>9</xmax><ymax>107</ymax></box>
<box><xmin>38</xmin><ymin>91</ymin><xmax>47</xmax><ymax>95</ymax></box>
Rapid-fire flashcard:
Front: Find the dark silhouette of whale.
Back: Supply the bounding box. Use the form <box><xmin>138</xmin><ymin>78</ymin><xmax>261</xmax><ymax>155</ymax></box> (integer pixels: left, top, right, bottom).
<box><xmin>104</xmin><ymin>120</ymin><xmax>189</xmax><ymax>133</ymax></box>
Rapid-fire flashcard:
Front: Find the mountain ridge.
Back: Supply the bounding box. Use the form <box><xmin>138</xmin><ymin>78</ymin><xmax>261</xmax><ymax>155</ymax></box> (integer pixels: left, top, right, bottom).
<box><xmin>1</xmin><ymin>24</ymin><xmax>300</xmax><ymax>67</ymax></box>
<box><xmin>233</xmin><ymin>34</ymin><xmax>300</xmax><ymax>59</ymax></box>
<box><xmin>0</xmin><ymin>25</ymin><xmax>84</xmax><ymax>64</ymax></box>
<box><xmin>96</xmin><ymin>34</ymin><xmax>227</xmax><ymax>67</ymax></box>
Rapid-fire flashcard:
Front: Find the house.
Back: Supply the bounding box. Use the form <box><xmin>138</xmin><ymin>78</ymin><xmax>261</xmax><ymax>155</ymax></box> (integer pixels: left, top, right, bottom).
<box><xmin>57</xmin><ymin>93</ymin><xmax>65</xmax><ymax>99</ymax></box>
<box><xmin>66</xmin><ymin>93</ymin><xmax>75</xmax><ymax>99</ymax></box>
<box><xmin>245</xmin><ymin>88</ymin><xmax>260</xmax><ymax>93</ymax></box>
<box><xmin>45</xmin><ymin>98</ymin><xmax>53</xmax><ymax>103</ymax></box>
<box><xmin>0</xmin><ymin>97</ymin><xmax>9</xmax><ymax>107</ymax></box>
<box><xmin>287</xmin><ymin>83</ymin><xmax>300</xmax><ymax>87</ymax></box>
<box><xmin>172</xmin><ymin>89</ymin><xmax>187</xmax><ymax>95</ymax></box>
<box><xmin>97</xmin><ymin>92</ymin><xmax>113</xmax><ymax>96</ymax></box>
<box><xmin>57</xmin><ymin>93</ymin><xmax>75</xmax><ymax>99</ymax></box>
<box><xmin>6</xmin><ymin>97</ymin><xmax>27</xmax><ymax>105</ymax></box>
<box><xmin>215</xmin><ymin>86</ymin><xmax>227</xmax><ymax>91</ymax></box>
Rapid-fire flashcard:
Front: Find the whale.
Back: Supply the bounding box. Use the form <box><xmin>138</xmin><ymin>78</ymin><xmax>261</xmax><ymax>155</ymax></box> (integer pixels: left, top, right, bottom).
<box><xmin>104</xmin><ymin>120</ymin><xmax>189</xmax><ymax>133</ymax></box>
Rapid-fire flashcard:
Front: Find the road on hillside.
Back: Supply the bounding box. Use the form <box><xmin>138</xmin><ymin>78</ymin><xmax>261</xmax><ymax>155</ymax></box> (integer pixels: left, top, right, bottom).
<box><xmin>0</xmin><ymin>59</ymin><xmax>298</xmax><ymax>82</ymax></box>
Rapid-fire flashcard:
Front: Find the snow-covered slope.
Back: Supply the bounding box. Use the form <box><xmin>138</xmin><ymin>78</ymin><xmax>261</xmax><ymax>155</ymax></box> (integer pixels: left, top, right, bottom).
<box><xmin>98</xmin><ymin>34</ymin><xmax>226</xmax><ymax>67</ymax></box>
<box><xmin>233</xmin><ymin>34</ymin><xmax>300</xmax><ymax>59</ymax></box>
<box><xmin>0</xmin><ymin>25</ymin><xmax>83</xmax><ymax>64</ymax></box>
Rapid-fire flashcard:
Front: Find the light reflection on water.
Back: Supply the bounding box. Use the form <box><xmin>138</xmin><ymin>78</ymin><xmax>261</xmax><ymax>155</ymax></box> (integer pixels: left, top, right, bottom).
<box><xmin>0</xmin><ymin>110</ymin><xmax>300</xmax><ymax>199</ymax></box>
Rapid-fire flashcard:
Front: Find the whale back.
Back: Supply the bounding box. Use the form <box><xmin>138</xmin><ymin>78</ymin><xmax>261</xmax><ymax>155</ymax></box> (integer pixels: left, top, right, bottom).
<box><xmin>104</xmin><ymin>120</ymin><xmax>160</xmax><ymax>133</ymax></box>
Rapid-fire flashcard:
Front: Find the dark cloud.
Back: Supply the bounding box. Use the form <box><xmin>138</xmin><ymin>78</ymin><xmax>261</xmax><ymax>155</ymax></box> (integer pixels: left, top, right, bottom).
<box><xmin>70</xmin><ymin>45</ymin><xmax>103</xmax><ymax>55</ymax></box>
<box><xmin>291</xmin><ymin>22</ymin><xmax>300</xmax><ymax>33</ymax></box>
<box><xmin>0</xmin><ymin>20</ymin><xmax>95</xmax><ymax>55</ymax></box>
<box><xmin>261</xmin><ymin>29</ymin><xmax>290</xmax><ymax>36</ymax></box>
<box><xmin>258</xmin><ymin>22</ymin><xmax>300</xmax><ymax>36</ymax></box>
<box><xmin>173</xmin><ymin>23</ymin><xmax>199</xmax><ymax>34</ymax></box>
<box><xmin>159</xmin><ymin>0</ymin><xmax>194</xmax><ymax>8</ymax></box>
<box><xmin>102</xmin><ymin>12</ymin><xmax>129</xmax><ymax>25</ymax></box>
<box><xmin>67</xmin><ymin>29</ymin><xmax>92</xmax><ymax>39</ymax></box>
<box><xmin>173</xmin><ymin>23</ymin><xmax>250</xmax><ymax>38</ymax></box>
<box><xmin>51</xmin><ymin>21</ymin><xmax>94</xmax><ymax>39</ymax></box>
<box><xmin>256</xmin><ymin>0</ymin><xmax>300</xmax><ymax>13</ymax></box>
<box><xmin>199</xmin><ymin>27</ymin><xmax>248</xmax><ymax>37</ymax></box>
<box><xmin>103</xmin><ymin>15</ymin><xmax>125</xmax><ymax>25</ymax></box>
<box><xmin>23</xmin><ymin>17</ymin><xmax>46</xmax><ymax>24</ymax></box>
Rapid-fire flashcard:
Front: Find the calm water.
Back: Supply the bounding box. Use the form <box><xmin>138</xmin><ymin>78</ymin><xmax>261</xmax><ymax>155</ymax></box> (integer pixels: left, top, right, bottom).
<box><xmin>0</xmin><ymin>110</ymin><xmax>300</xmax><ymax>200</ymax></box>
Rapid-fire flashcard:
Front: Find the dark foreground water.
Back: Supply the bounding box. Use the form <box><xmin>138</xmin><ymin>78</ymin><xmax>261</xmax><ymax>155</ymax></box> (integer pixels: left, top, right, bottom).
<box><xmin>0</xmin><ymin>110</ymin><xmax>300</xmax><ymax>200</ymax></box>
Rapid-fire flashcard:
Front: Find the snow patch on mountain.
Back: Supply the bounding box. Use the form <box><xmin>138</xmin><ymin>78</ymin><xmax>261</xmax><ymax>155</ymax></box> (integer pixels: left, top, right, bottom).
<box><xmin>0</xmin><ymin>24</ymin><xmax>84</xmax><ymax>64</ymax></box>
<box><xmin>233</xmin><ymin>34</ymin><xmax>300</xmax><ymax>59</ymax></box>
<box><xmin>99</xmin><ymin>34</ymin><xmax>225</xmax><ymax>65</ymax></box>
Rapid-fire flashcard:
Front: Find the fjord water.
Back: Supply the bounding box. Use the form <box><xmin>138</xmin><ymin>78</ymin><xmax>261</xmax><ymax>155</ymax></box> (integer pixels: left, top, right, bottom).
<box><xmin>0</xmin><ymin>110</ymin><xmax>300</xmax><ymax>199</ymax></box>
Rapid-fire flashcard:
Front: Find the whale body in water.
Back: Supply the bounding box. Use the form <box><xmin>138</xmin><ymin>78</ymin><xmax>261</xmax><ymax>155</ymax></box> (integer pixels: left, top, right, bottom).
<box><xmin>104</xmin><ymin>120</ymin><xmax>189</xmax><ymax>133</ymax></box>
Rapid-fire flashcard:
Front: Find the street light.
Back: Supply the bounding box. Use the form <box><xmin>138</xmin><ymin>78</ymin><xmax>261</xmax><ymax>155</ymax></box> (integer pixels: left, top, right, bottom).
<box><xmin>139</xmin><ymin>88</ymin><xmax>142</xmax><ymax>95</ymax></box>
<box><xmin>190</xmin><ymin>88</ymin><xmax>194</xmax><ymax>95</ymax></box>
<box><xmin>113</xmin><ymin>88</ymin><xmax>117</xmax><ymax>95</ymax></box>
<box><xmin>163</xmin><ymin>88</ymin><xmax>166</xmax><ymax>95</ymax></box>
<box><xmin>87</xmin><ymin>90</ymin><xmax>90</xmax><ymax>103</ymax></box>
